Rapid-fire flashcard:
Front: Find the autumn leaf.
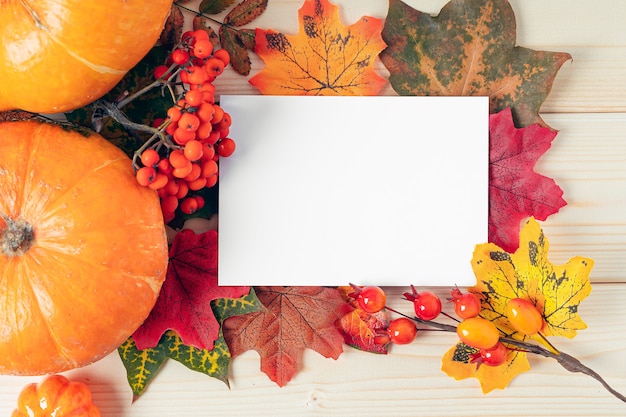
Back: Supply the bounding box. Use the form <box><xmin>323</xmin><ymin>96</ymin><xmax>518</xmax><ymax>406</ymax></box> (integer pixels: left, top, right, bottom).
<box><xmin>159</xmin><ymin>4</ymin><xmax>185</xmax><ymax>48</ymax></box>
<box><xmin>441</xmin><ymin>342</ymin><xmax>530</xmax><ymax>394</ymax></box>
<box><xmin>199</xmin><ymin>0</ymin><xmax>235</xmax><ymax>14</ymax></box>
<box><xmin>249</xmin><ymin>0</ymin><xmax>387</xmax><ymax>95</ymax></box>
<box><xmin>132</xmin><ymin>229</ymin><xmax>249</xmax><ymax>351</ymax></box>
<box><xmin>489</xmin><ymin>108</ymin><xmax>566</xmax><ymax>253</ymax></box>
<box><xmin>223</xmin><ymin>286</ymin><xmax>352</xmax><ymax>386</ymax></box>
<box><xmin>224</xmin><ymin>0</ymin><xmax>268</xmax><ymax>26</ymax></box>
<box><xmin>119</xmin><ymin>289</ymin><xmax>264</xmax><ymax>398</ymax></box>
<box><xmin>380</xmin><ymin>0</ymin><xmax>571</xmax><ymax>128</ymax></box>
<box><xmin>442</xmin><ymin>218</ymin><xmax>593</xmax><ymax>392</ymax></box>
<box><xmin>219</xmin><ymin>26</ymin><xmax>256</xmax><ymax>76</ymax></box>
<box><xmin>336</xmin><ymin>286</ymin><xmax>389</xmax><ymax>354</ymax></box>
<box><xmin>472</xmin><ymin>217</ymin><xmax>593</xmax><ymax>340</ymax></box>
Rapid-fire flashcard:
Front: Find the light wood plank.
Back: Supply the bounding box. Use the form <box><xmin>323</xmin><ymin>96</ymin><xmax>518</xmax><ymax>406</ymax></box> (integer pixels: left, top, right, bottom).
<box><xmin>1</xmin><ymin>286</ymin><xmax>624</xmax><ymax>416</ymax></box>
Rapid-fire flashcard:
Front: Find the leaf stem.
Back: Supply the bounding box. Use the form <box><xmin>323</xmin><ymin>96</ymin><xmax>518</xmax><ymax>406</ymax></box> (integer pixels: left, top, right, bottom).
<box><xmin>384</xmin><ymin>306</ymin><xmax>626</xmax><ymax>403</ymax></box>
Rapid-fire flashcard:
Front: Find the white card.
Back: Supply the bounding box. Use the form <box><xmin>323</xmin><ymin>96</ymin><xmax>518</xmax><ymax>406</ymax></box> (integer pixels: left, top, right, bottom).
<box><xmin>218</xmin><ymin>95</ymin><xmax>488</xmax><ymax>286</ymax></box>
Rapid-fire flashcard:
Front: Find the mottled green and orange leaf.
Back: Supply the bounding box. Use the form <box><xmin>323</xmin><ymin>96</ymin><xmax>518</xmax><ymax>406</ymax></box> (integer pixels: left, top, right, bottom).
<box><xmin>250</xmin><ymin>0</ymin><xmax>387</xmax><ymax>95</ymax></box>
<box><xmin>380</xmin><ymin>0</ymin><xmax>571</xmax><ymax>127</ymax></box>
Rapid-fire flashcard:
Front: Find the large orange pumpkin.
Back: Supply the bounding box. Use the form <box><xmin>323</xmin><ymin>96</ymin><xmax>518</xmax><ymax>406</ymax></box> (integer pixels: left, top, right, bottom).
<box><xmin>0</xmin><ymin>0</ymin><xmax>173</xmax><ymax>113</ymax></box>
<box><xmin>0</xmin><ymin>121</ymin><xmax>168</xmax><ymax>375</ymax></box>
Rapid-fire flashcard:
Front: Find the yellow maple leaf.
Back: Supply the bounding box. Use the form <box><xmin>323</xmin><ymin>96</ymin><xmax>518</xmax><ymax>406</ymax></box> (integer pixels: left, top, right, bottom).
<box><xmin>442</xmin><ymin>218</ymin><xmax>594</xmax><ymax>393</ymax></box>
<box><xmin>249</xmin><ymin>0</ymin><xmax>387</xmax><ymax>95</ymax></box>
<box><xmin>471</xmin><ymin>217</ymin><xmax>593</xmax><ymax>340</ymax></box>
<box><xmin>441</xmin><ymin>342</ymin><xmax>531</xmax><ymax>394</ymax></box>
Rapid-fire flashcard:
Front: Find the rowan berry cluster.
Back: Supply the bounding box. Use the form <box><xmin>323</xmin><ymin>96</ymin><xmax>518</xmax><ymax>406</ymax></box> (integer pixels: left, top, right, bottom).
<box><xmin>134</xmin><ymin>29</ymin><xmax>235</xmax><ymax>223</ymax></box>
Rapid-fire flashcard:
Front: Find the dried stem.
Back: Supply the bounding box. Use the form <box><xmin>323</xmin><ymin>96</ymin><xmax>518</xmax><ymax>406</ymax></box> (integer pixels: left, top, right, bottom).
<box><xmin>385</xmin><ymin>306</ymin><xmax>626</xmax><ymax>403</ymax></box>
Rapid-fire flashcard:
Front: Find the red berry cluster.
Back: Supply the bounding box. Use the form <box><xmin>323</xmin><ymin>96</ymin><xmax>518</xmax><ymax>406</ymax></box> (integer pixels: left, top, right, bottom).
<box><xmin>134</xmin><ymin>29</ymin><xmax>236</xmax><ymax>223</ymax></box>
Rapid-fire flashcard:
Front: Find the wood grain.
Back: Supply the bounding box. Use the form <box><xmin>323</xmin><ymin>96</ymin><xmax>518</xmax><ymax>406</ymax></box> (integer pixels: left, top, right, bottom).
<box><xmin>1</xmin><ymin>1</ymin><xmax>625</xmax><ymax>415</ymax></box>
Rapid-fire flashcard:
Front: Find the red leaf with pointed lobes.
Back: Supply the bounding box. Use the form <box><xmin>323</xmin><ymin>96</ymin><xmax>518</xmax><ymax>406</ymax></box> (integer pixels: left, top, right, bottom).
<box><xmin>132</xmin><ymin>229</ymin><xmax>249</xmax><ymax>351</ymax></box>
<box><xmin>489</xmin><ymin>108</ymin><xmax>566</xmax><ymax>252</ymax></box>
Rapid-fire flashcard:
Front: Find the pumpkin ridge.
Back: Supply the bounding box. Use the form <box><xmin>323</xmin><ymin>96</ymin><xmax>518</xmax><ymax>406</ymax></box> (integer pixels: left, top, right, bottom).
<box><xmin>16</xmin><ymin>0</ymin><xmax>126</xmax><ymax>76</ymax></box>
<box><xmin>12</xmin><ymin>256</ymin><xmax>79</xmax><ymax>370</ymax></box>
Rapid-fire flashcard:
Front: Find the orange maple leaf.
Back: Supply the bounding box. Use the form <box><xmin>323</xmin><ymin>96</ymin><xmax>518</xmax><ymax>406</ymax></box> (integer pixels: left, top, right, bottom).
<box><xmin>249</xmin><ymin>0</ymin><xmax>387</xmax><ymax>95</ymax></box>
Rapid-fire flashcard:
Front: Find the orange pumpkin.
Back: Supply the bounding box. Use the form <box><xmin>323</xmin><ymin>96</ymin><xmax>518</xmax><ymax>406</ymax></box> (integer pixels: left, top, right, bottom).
<box><xmin>0</xmin><ymin>0</ymin><xmax>173</xmax><ymax>113</ymax></box>
<box><xmin>0</xmin><ymin>121</ymin><xmax>168</xmax><ymax>375</ymax></box>
<box><xmin>12</xmin><ymin>374</ymin><xmax>100</xmax><ymax>417</ymax></box>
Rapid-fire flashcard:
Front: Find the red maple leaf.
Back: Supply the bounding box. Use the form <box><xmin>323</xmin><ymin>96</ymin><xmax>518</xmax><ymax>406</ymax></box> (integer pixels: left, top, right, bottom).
<box><xmin>222</xmin><ymin>286</ymin><xmax>352</xmax><ymax>386</ymax></box>
<box><xmin>489</xmin><ymin>108</ymin><xmax>566</xmax><ymax>252</ymax></box>
<box><xmin>132</xmin><ymin>229</ymin><xmax>249</xmax><ymax>350</ymax></box>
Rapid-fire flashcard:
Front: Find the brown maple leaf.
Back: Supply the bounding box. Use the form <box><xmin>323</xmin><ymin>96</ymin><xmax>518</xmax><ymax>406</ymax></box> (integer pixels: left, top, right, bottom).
<box><xmin>222</xmin><ymin>286</ymin><xmax>352</xmax><ymax>386</ymax></box>
<box><xmin>249</xmin><ymin>0</ymin><xmax>387</xmax><ymax>95</ymax></box>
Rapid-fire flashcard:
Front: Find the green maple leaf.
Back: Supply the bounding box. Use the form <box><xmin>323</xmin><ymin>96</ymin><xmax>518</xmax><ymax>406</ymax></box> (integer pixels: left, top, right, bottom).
<box><xmin>380</xmin><ymin>0</ymin><xmax>571</xmax><ymax>127</ymax></box>
<box><xmin>118</xmin><ymin>288</ymin><xmax>264</xmax><ymax>398</ymax></box>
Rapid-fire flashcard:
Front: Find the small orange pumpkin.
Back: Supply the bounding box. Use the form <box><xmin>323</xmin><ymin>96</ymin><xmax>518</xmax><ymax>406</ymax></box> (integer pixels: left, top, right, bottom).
<box><xmin>0</xmin><ymin>121</ymin><xmax>168</xmax><ymax>375</ymax></box>
<box><xmin>0</xmin><ymin>0</ymin><xmax>173</xmax><ymax>113</ymax></box>
<box><xmin>12</xmin><ymin>374</ymin><xmax>100</xmax><ymax>417</ymax></box>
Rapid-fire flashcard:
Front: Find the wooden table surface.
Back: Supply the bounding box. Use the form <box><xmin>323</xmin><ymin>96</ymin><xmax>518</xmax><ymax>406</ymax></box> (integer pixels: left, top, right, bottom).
<box><xmin>2</xmin><ymin>1</ymin><xmax>626</xmax><ymax>415</ymax></box>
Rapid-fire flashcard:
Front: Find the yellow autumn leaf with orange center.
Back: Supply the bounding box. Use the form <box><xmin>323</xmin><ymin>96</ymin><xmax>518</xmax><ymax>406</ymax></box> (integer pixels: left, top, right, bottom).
<box><xmin>249</xmin><ymin>0</ymin><xmax>387</xmax><ymax>95</ymax></box>
<box><xmin>442</xmin><ymin>218</ymin><xmax>594</xmax><ymax>393</ymax></box>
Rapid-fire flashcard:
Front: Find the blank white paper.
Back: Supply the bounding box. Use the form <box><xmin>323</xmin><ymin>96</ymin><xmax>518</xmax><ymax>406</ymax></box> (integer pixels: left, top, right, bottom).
<box><xmin>218</xmin><ymin>95</ymin><xmax>488</xmax><ymax>286</ymax></box>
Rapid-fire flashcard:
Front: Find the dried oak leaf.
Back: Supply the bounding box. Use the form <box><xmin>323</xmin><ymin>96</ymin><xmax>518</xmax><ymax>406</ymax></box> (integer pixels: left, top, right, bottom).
<box><xmin>380</xmin><ymin>0</ymin><xmax>571</xmax><ymax>128</ymax></box>
<box><xmin>336</xmin><ymin>286</ymin><xmax>389</xmax><ymax>354</ymax></box>
<box><xmin>132</xmin><ymin>229</ymin><xmax>249</xmax><ymax>351</ymax></box>
<box><xmin>249</xmin><ymin>0</ymin><xmax>387</xmax><ymax>95</ymax></box>
<box><xmin>442</xmin><ymin>218</ymin><xmax>594</xmax><ymax>393</ymax></box>
<box><xmin>489</xmin><ymin>108</ymin><xmax>566</xmax><ymax>253</ymax></box>
<box><xmin>159</xmin><ymin>4</ymin><xmax>185</xmax><ymax>48</ymax></box>
<box><xmin>223</xmin><ymin>286</ymin><xmax>352</xmax><ymax>386</ymax></box>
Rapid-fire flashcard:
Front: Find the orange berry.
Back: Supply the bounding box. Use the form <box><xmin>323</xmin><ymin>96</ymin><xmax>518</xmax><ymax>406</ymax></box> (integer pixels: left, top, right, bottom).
<box><xmin>187</xmin><ymin>65</ymin><xmax>208</xmax><ymax>84</ymax></box>
<box><xmin>204</xmin><ymin>57</ymin><xmax>225</xmax><ymax>77</ymax></box>
<box><xmin>173</xmin><ymin>126</ymin><xmax>196</xmax><ymax>145</ymax></box>
<box><xmin>176</xmin><ymin>181</ymin><xmax>189</xmax><ymax>199</ymax></box>
<box><xmin>193</xmin><ymin>39</ymin><xmax>214</xmax><ymax>59</ymax></box>
<box><xmin>196</xmin><ymin>121</ymin><xmax>213</xmax><ymax>140</ymax></box>
<box><xmin>184</xmin><ymin>89</ymin><xmax>204</xmax><ymax>108</ymax></box>
<box><xmin>213</xmin><ymin>49</ymin><xmax>230</xmax><ymax>67</ymax></box>
<box><xmin>201</xmin><ymin>159</ymin><xmax>218</xmax><ymax>178</ymax></box>
<box><xmin>136</xmin><ymin>166</ymin><xmax>157</xmax><ymax>186</ymax></box>
<box><xmin>172</xmin><ymin>163</ymin><xmax>194</xmax><ymax>179</ymax></box>
<box><xmin>196</xmin><ymin>102</ymin><xmax>216</xmax><ymax>122</ymax></box>
<box><xmin>200</xmin><ymin>143</ymin><xmax>215</xmax><ymax>161</ymax></box>
<box><xmin>140</xmin><ymin>148</ymin><xmax>160</xmax><ymax>167</ymax></box>
<box><xmin>205</xmin><ymin>174</ymin><xmax>218</xmax><ymax>188</ymax></box>
<box><xmin>180</xmin><ymin>197</ymin><xmax>199</xmax><ymax>215</ymax></box>
<box><xmin>171</xmin><ymin>48</ymin><xmax>190</xmax><ymax>65</ymax></box>
<box><xmin>192</xmin><ymin>29</ymin><xmax>210</xmax><ymax>42</ymax></box>
<box><xmin>183</xmin><ymin>163</ymin><xmax>202</xmax><ymax>182</ymax></box>
<box><xmin>194</xmin><ymin>195</ymin><xmax>205</xmax><ymax>210</ymax></box>
<box><xmin>211</xmin><ymin>104</ymin><xmax>224</xmax><ymax>124</ymax></box>
<box><xmin>148</xmin><ymin>173</ymin><xmax>169</xmax><ymax>190</ymax></box>
<box><xmin>187</xmin><ymin>176</ymin><xmax>207</xmax><ymax>191</ymax></box>
<box><xmin>184</xmin><ymin>140</ymin><xmax>203</xmax><ymax>161</ymax></box>
<box><xmin>216</xmin><ymin>137</ymin><xmax>236</xmax><ymax>157</ymax></box>
<box><xmin>163</xmin><ymin>178</ymin><xmax>180</xmax><ymax>196</ymax></box>
<box><xmin>161</xmin><ymin>194</ymin><xmax>179</xmax><ymax>213</ymax></box>
<box><xmin>157</xmin><ymin>158</ymin><xmax>173</xmax><ymax>174</ymax></box>
<box><xmin>169</xmin><ymin>149</ymin><xmax>189</xmax><ymax>169</ymax></box>
<box><xmin>178</xmin><ymin>112</ymin><xmax>201</xmax><ymax>132</ymax></box>
<box><xmin>167</xmin><ymin>106</ymin><xmax>182</xmax><ymax>122</ymax></box>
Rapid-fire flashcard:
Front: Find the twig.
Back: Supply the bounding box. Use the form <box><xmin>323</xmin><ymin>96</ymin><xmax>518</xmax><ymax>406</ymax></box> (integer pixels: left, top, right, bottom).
<box><xmin>385</xmin><ymin>306</ymin><xmax>626</xmax><ymax>403</ymax></box>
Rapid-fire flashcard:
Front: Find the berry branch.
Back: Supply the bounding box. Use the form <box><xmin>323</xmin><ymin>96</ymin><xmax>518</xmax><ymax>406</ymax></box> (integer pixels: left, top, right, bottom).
<box><xmin>350</xmin><ymin>285</ymin><xmax>626</xmax><ymax>403</ymax></box>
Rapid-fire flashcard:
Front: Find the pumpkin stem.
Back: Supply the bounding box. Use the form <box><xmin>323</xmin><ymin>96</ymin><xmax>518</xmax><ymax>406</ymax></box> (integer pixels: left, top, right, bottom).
<box><xmin>0</xmin><ymin>214</ymin><xmax>34</xmax><ymax>257</ymax></box>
